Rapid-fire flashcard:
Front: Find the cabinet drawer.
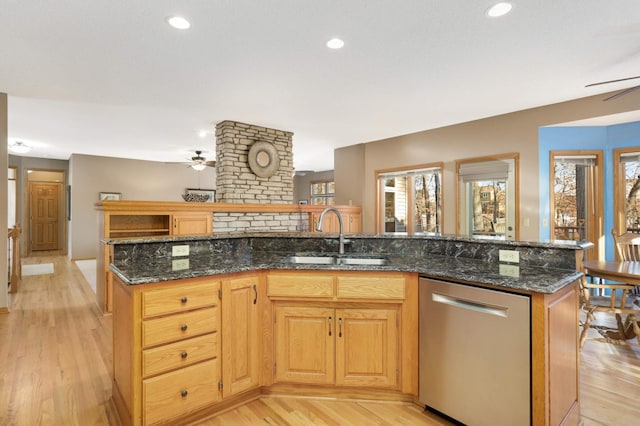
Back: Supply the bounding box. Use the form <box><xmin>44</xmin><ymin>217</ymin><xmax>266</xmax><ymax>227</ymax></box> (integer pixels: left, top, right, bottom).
<box><xmin>142</xmin><ymin>333</ymin><xmax>219</xmax><ymax>378</ymax></box>
<box><xmin>142</xmin><ymin>280</ymin><xmax>220</xmax><ymax>318</ymax></box>
<box><xmin>267</xmin><ymin>273</ymin><xmax>334</xmax><ymax>298</ymax></box>
<box><xmin>143</xmin><ymin>307</ymin><xmax>218</xmax><ymax>348</ymax></box>
<box><xmin>337</xmin><ymin>275</ymin><xmax>405</xmax><ymax>300</ymax></box>
<box><xmin>143</xmin><ymin>359</ymin><xmax>220</xmax><ymax>426</ymax></box>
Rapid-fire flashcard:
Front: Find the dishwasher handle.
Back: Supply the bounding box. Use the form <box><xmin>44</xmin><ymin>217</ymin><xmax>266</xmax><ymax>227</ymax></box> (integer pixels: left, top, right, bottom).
<box><xmin>432</xmin><ymin>292</ymin><xmax>508</xmax><ymax>318</ymax></box>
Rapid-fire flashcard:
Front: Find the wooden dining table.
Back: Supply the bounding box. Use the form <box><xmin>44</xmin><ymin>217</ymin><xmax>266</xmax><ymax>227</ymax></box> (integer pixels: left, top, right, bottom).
<box><xmin>582</xmin><ymin>260</ymin><xmax>640</xmax><ymax>286</ymax></box>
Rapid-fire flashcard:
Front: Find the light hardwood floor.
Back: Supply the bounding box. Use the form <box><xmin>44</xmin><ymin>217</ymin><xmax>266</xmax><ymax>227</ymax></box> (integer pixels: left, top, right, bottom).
<box><xmin>1</xmin><ymin>254</ymin><xmax>639</xmax><ymax>425</ymax></box>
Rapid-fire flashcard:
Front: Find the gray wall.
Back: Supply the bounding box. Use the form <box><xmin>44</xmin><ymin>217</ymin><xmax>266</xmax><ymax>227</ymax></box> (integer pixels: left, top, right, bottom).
<box><xmin>68</xmin><ymin>154</ymin><xmax>216</xmax><ymax>259</ymax></box>
<box><xmin>335</xmin><ymin>91</ymin><xmax>640</xmax><ymax>241</ymax></box>
<box><xmin>294</xmin><ymin>170</ymin><xmax>334</xmax><ymax>204</ymax></box>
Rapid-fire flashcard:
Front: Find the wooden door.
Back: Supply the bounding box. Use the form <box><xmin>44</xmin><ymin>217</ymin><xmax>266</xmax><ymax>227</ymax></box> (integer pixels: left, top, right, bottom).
<box><xmin>221</xmin><ymin>275</ymin><xmax>261</xmax><ymax>396</ymax></box>
<box><xmin>30</xmin><ymin>183</ymin><xmax>60</xmax><ymax>251</ymax></box>
<box><xmin>274</xmin><ymin>306</ymin><xmax>334</xmax><ymax>384</ymax></box>
<box><xmin>335</xmin><ymin>308</ymin><xmax>398</xmax><ymax>388</ymax></box>
<box><xmin>312</xmin><ymin>212</ymin><xmax>339</xmax><ymax>233</ymax></box>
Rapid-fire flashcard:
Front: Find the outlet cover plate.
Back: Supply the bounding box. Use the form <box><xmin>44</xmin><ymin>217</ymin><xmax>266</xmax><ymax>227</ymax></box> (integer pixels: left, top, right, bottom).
<box><xmin>172</xmin><ymin>245</ymin><xmax>190</xmax><ymax>257</ymax></box>
<box><xmin>499</xmin><ymin>249</ymin><xmax>519</xmax><ymax>263</ymax></box>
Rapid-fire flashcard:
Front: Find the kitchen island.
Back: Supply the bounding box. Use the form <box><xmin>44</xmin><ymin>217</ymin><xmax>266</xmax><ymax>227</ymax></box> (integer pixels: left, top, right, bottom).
<box><xmin>108</xmin><ymin>233</ymin><xmax>588</xmax><ymax>426</ymax></box>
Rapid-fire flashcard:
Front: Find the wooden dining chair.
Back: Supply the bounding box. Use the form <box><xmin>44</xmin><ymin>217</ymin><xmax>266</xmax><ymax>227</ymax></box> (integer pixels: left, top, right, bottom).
<box><xmin>579</xmin><ymin>275</ymin><xmax>640</xmax><ymax>348</ymax></box>
<box><xmin>612</xmin><ymin>229</ymin><xmax>640</xmax><ymax>295</ymax></box>
<box><xmin>579</xmin><ymin>229</ymin><xmax>640</xmax><ymax>348</ymax></box>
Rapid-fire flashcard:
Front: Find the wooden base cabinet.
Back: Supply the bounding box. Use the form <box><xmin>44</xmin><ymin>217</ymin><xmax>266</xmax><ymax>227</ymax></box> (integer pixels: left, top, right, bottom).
<box><xmin>274</xmin><ymin>306</ymin><xmax>398</xmax><ymax>388</ymax></box>
<box><xmin>268</xmin><ymin>271</ymin><xmax>411</xmax><ymax>392</ymax></box>
<box><xmin>112</xmin><ymin>276</ymin><xmax>223</xmax><ymax>426</ymax></box>
<box><xmin>221</xmin><ymin>274</ymin><xmax>261</xmax><ymax>396</ymax></box>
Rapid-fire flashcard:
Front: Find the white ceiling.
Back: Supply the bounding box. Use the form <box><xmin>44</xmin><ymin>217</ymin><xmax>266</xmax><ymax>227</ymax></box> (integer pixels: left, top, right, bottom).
<box><xmin>2</xmin><ymin>1</ymin><xmax>640</xmax><ymax>172</ymax></box>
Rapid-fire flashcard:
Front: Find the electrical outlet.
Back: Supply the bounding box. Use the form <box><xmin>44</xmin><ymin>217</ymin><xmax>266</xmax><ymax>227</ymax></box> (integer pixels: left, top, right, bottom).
<box><xmin>499</xmin><ymin>264</ymin><xmax>520</xmax><ymax>277</ymax></box>
<box><xmin>499</xmin><ymin>249</ymin><xmax>520</xmax><ymax>263</ymax></box>
<box><xmin>172</xmin><ymin>245</ymin><xmax>189</xmax><ymax>257</ymax></box>
<box><xmin>172</xmin><ymin>258</ymin><xmax>189</xmax><ymax>271</ymax></box>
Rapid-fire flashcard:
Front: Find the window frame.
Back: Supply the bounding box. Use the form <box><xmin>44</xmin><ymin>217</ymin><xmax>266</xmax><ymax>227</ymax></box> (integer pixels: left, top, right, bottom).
<box><xmin>613</xmin><ymin>147</ymin><xmax>640</xmax><ymax>236</ymax></box>
<box><xmin>455</xmin><ymin>153</ymin><xmax>519</xmax><ymax>240</ymax></box>
<box><xmin>374</xmin><ymin>162</ymin><xmax>444</xmax><ymax>234</ymax></box>
<box><xmin>309</xmin><ymin>180</ymin><xmax>335</xmax><ymax>205</ymax></box>
<box><xmin>549</xmin><ymin>150</ymin><xmax>603</xmax><ymax>261</ymax></box>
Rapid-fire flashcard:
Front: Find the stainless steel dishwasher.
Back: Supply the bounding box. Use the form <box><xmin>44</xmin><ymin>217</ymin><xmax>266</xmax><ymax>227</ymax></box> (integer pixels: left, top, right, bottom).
<box><xmin>419</xmin><ymin>277</ymin><xmax>531</xmax><ymax>426</ymax></box>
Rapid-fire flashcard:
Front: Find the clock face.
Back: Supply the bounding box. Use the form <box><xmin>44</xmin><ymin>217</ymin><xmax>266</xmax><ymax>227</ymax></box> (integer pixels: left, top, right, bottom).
<box><xmin>248</xmin><ymin>141</ymin><xmax>280</xmax><ymax>178</ymax></box>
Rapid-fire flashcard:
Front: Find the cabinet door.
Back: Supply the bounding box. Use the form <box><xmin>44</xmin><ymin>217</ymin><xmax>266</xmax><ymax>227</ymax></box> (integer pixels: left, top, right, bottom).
<box><xmin>311</xmin><ymin>212</ymin><xmax>339</xmax><ymax>233</ymax></box>
<box><xmin>274</xmin><ymin>306</ymin><xmax>335</xmax><ymax>384</ymax></box>
<box><xmin>335</xmin><ymin>308</ymin><xmax>398</xmax><ymax>388</ymax></box>
<box><xmin>347</xmin><ymin>212</ymin><xmax>362</xmax><ymax>233</ymax></box>
<box><xmin>172</xmin><ymin>213</ymin><xmax>212</xmax><ymax>235</ymax></box>
<box><xmin>221</xmin><ymin>275</ymin><xmax>261</xmax><ymax>396</ymax></box>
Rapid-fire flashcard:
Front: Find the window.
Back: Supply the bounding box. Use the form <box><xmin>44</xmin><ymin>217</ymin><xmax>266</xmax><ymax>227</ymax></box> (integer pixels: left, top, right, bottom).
<box><xmin>457</xmin><ymin>155</ymin><xmax>518</xmax><ymax>240</ymax></box>
<box><xmin>550</xmin><ymin>151</ymin><xmax>602</xmax><ymax>260</ymax></box>
<box><xmin>310</xmin><ymin>181</ymin><xmax>335</xmax><ymax>205</ymax></box>
<box><xmin>614</xmin><ymin>148</ymin><xmax>640</xmax><ymax>234</ymax></box>
<box><xmin>376</xmin><ymin>164</ymin><xmax>443</xmax><ymax>234</ymax></box>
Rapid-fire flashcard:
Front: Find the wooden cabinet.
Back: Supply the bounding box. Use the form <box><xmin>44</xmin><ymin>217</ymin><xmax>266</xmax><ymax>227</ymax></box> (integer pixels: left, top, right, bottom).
<box><xmin>309</xmin><ymin>206</ymin><xmax>362</xmax><ymax>233</ymax></box>
<box><xmin>112</xmin><ymin>277</ymin><xmax>222</xmax><ymax>426</ymax></box>
<box><xmin>531</xmin><ymin>283</ymin><xmax>580</xmax><ymax>425</ymax></box>
<box><xmin>173</xmin><ymin>213</ymin><xmax>213</xmax><ymax>235</ymax></box>
<box><xmin>221</xmin><ymin>274</ymin><xmax>261</xmax><ymax>397</ymax></box>
<box><xmin>96</xmin><ymin>201</ymin><xmax>214</xmax><ymax>314</ymax></box>
<box><xmin>268</xmin><ymin>271</ymin><xmax>407</xmax><ymax>391</ymax></box>
<box><xmin>274</xmin><ymin>306</ymin><xmax>398</xmax><ymax>388</ymax></box>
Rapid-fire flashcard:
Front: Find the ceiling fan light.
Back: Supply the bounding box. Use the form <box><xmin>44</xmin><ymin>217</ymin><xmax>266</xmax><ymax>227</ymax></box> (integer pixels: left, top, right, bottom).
<box><xmin>191</xmin><ymin>163</ymin><xmax>206</xmax><ymax>171</ymax></box>
<box><xmin>9</xmin><ymin>141</ymin><xmax>31</xmax><ymax>154</ymax></box>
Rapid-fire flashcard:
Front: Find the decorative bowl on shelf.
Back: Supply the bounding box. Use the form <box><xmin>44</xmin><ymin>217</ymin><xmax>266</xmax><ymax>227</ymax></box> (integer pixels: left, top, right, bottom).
<box><xmin>182</xmin><ymin>193</ymin><xmax>210</xmax><ymax>202</ymax></box>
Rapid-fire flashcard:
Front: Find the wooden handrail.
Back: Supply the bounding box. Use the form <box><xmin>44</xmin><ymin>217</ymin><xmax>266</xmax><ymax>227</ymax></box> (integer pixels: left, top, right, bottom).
<box><xmin>8</xmin><ymin>224</ymin><xmax>21</xmax><ymax>293</ymax></box>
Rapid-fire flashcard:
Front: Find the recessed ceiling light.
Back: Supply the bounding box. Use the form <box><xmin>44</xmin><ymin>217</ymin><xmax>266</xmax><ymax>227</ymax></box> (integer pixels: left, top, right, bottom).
<box><xmin>486</xmin><ymin>2</ymin><xmax>513</xmax><ymax>18</ymax></box>
<box><xmin>166</xmin><ymin>16</ymin><xmax>191</xmax><ymax>30</ymax></box>
<box><xmin>326</xmin><ymin>38</ymin><xmax>345</xmax><ymax>49</ymax></box>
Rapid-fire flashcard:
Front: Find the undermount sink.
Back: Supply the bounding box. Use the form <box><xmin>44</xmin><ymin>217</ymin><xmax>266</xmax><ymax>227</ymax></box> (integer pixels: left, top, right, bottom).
<box><xmin>286</xmin><ymin>254</ymin><xmax>389</xmax><ymax>266</ymax></box>
<box><xmin>287</xmin><ymin>255</ymin><xmax>336</xmax><ymax>265</ymax></box>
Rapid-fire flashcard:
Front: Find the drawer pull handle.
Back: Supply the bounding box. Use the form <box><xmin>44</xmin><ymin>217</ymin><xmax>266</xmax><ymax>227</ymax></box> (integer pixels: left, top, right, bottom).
<box><xmin>253</xmin><ymin>284</ymin><xmax>257</xmax><ymax>304</ymax></box>
<box><xmin>181</xmin><ymin>351</ymin><xmax>188</xmax><ymax>359</ymax></box>
<box><xmin>338</xmin><ymin>317</ymin><xmax>343</xmax><ymax>338</ymax></box>
<box><xmin>328</xmin><ymin>316</ymin><xmax>332</xmax><ymax>337</ymax></box>
<box><xmin>181</xmin><ymin>390</ymin><xmax>188</xmax><ymax>398</ymax></box>
<box><xmin>180</xmin><ymin>324</ymin><xmax>188</xmax><ymax>332</ymax></box>
<box><xmin>180</xmin><ymin>296</ymin><xmax>188</xmax><ymax>304</ymax></box>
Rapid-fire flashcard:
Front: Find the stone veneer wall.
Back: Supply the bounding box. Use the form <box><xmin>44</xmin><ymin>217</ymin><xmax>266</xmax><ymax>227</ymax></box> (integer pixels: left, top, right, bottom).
<box><xmin>213</xmin><ymin>212</ymin><xmax>310</xmax><ymax>233</ymax></box>
<box><xmin>215</xmin><ymin>120</ymin><xmax>294</xmax><ymax>204</ymax></box>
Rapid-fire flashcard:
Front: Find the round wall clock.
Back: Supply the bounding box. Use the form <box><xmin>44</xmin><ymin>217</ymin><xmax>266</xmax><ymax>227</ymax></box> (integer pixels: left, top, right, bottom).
<box><xmin>248</xmin><ymin>141</ymin><xmax>280</xmax><ymax>178</ymax></box>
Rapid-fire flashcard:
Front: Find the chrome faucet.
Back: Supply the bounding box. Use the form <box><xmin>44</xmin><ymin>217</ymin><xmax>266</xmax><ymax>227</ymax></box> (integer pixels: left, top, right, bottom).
<box><xmin>316</xmin><ymin>207</ymin><xmax>350</xmax><ymax>254</ymax></box>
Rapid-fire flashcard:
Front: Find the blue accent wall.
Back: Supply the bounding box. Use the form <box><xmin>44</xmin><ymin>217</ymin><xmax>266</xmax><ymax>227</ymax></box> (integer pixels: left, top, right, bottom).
<box><xmin>539</xmin><ymin>121</ymin><xmax>640</xmax><ymax>259</ymax></box>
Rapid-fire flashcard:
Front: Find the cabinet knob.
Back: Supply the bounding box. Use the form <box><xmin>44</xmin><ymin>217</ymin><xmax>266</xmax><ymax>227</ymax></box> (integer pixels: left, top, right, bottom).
<box><xmin>181</xmin><ymin>351</ymin><xmax>188</xmax><ymax>359</ymax></box>
<box><xmin>180</xmin><ymin>296</ymin><xmax>188</xmax><ymax>304</ymax></box>
<box><xmin>180</xmin><ymin>324</ymin><xmax>188</xmax><ymax>331</ymax></box>
<box><xmin>181</xmin><ymin>390</ymin><xmax>188</xmax><ymax>398</ymax></box>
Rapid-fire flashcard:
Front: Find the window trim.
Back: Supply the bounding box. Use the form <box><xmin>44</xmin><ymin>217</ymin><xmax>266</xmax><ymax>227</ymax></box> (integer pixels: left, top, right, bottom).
<box><xmin>549</xmin><ymin>150</ymin><xmax>603</xmax><ymax>261</ymax></box>
<box><xmin>309</xmin><ymin>180</ymin><xmax>335</xmax><ymax>205</ymax></box>
<box><xmin>613</xmin><ymin>146</ymin><xmax>640</xmax><ymax>236</ymax></box>
<box><xmin>374</xmin><ymin>162</ymin><xmax>444</xmax><ymax>234</ymax></box>
<box><xmin>455</xmin><ymin>153</ymin><xmax>520</xmax><ymax>240</ymax></box>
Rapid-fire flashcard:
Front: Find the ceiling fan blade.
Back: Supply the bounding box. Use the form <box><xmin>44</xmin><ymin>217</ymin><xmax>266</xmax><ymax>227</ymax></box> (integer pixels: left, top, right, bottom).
<box><xmin>602</xmin><ymin>84</ymin><xmax>640</xmax><ymax>101</ymax></box>
<box><xmin>586</xmin><ymin>75</ymin><xmax>640</xmax><ymax>87</ymax></box>
<box><xmin>205</xmin><ymin>161</ymin><xmax>216</xmax><ymax>167</ymax></box>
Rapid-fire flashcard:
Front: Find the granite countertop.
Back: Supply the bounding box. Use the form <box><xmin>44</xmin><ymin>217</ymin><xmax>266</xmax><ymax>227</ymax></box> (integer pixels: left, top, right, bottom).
<box><xmin>110</xmin><ymin>249</ymin><xmax>583</xmax><ymax>294</ymax></box>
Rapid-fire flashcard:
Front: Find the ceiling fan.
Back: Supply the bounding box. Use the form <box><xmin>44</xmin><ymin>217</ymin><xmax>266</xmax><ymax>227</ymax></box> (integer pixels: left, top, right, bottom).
<box><xmin>184</xmin><ymin>150</ymin><xmax>216</xmax><ymax>170</ymax></box>
<box><xmin>585</xmin><ymin>75</ymin><xmax>640</xmax><ymax>101</ymax></box>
